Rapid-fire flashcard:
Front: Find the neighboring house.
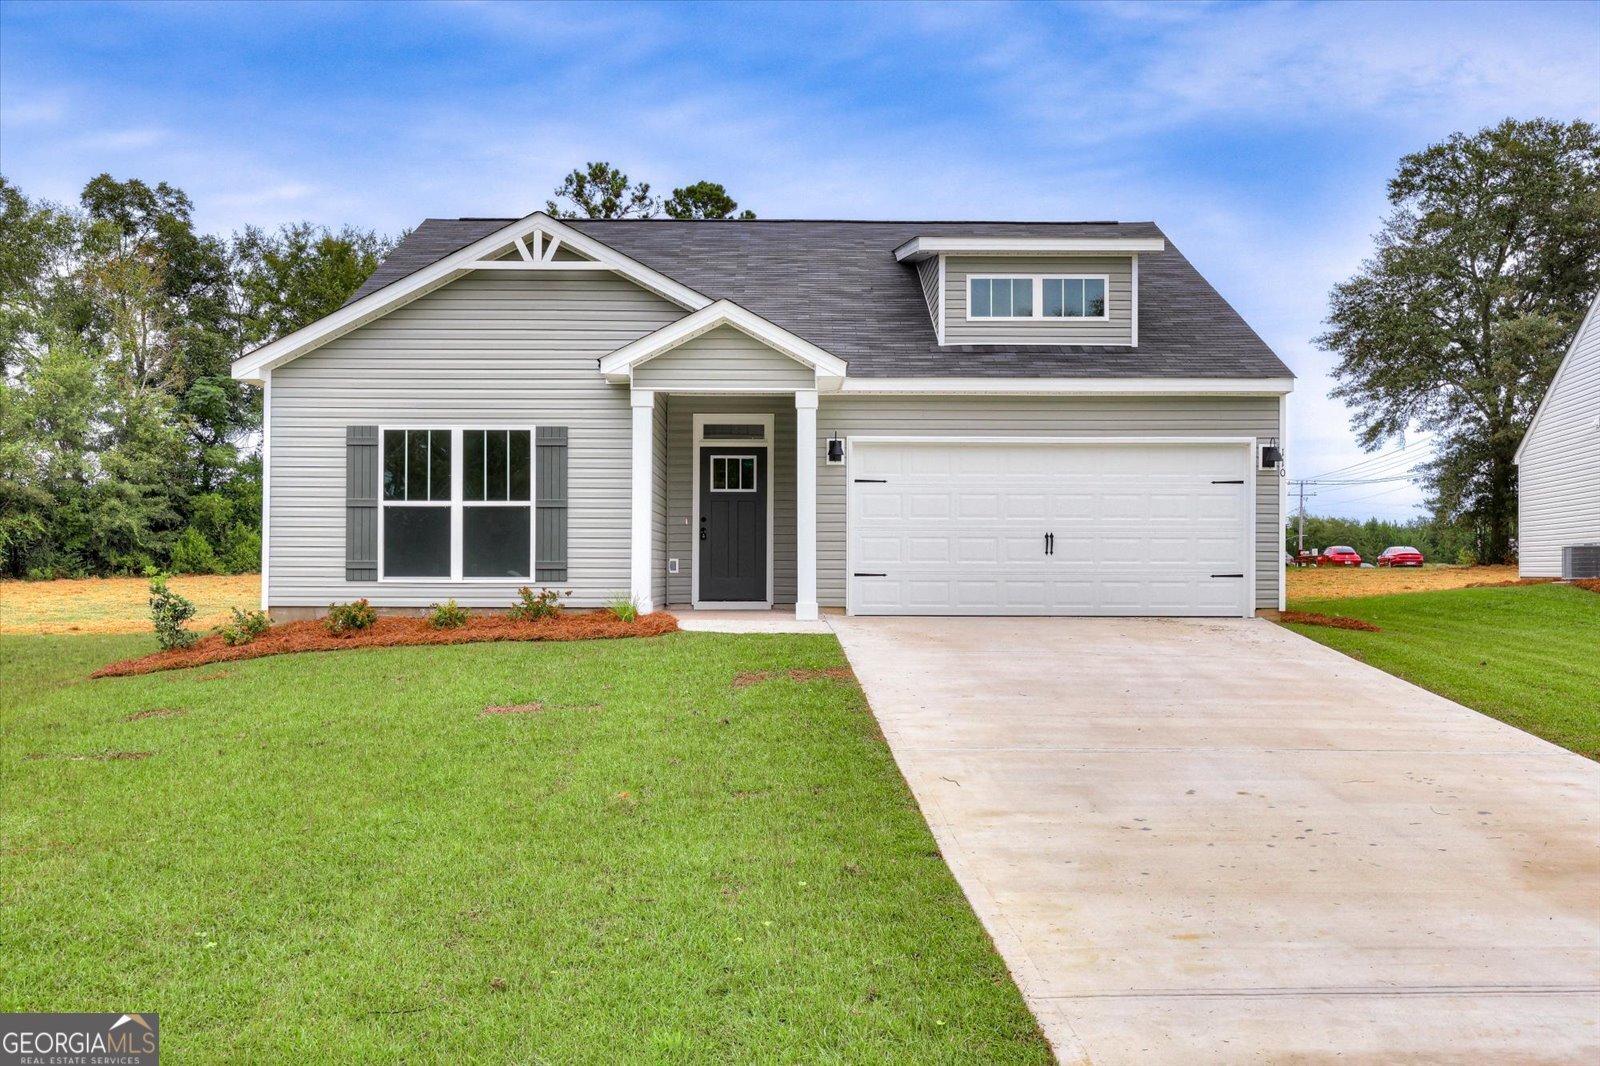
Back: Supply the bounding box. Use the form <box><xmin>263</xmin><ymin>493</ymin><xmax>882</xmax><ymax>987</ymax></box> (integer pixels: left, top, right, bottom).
<box><xmin>231</xmin><ymin>214</ymin><xmax>1294</xmax><ymax>620</ymax></box>
<box><xmin>1515</xmin><ymin>291</ymin><xmax>1600</xmax><ymax>578</ymax></box>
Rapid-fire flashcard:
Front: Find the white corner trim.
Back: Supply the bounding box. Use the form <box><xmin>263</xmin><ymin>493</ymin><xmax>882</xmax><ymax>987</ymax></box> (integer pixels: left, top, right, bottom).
<box><xmin>599</xmin><ymin>299</ymin><xmax>848</xmax><ymax>381</ymax></box>
<box><xmin>260</xmin><ymin>369</ymin><xmax>271</xmax><ymax>611</ymax></box>
<box><xmin>794</xmin><ymin>389</ymin><xmax>819</xmax><ymax>621</ymax></box>
<box><xmin>834</xmin><ymin>376</ymin><xmax>1295</xmax><ymax>396</ymax></box>
<box><xmin>894</xmin><ymin>235</ymin><xmax>1166</xmax><ymax>262</ymax></box>
<box><xmin>1515</xmin><ymin>289</ymin><xmax>1600</xmax><ymax>463</ymax></box>
<box><xmin>936</xmin><ymin>255</ymin><xmax>946</xmax><ymax>346</ymax></box>
<box><xmin>1131</xmin><ymin>254</ymin><xmax>1139</xmax><ymax>348</ymax></box>
<box><xmin>630</xmin><ymin>392</ymin><xmax>657</xmax><ymax>614</ymax></box>
<box><xmin>231</xmin><ymin>212</ymin><xmax>713</xmax><ymax>383</ymax></box>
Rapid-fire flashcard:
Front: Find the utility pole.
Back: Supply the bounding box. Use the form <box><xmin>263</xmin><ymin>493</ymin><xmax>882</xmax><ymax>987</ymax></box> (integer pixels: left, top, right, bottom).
<box><xmin>1291</xmin><ymin>480</ymin><xmax>1316</xmax><ymax>555</ymax></box>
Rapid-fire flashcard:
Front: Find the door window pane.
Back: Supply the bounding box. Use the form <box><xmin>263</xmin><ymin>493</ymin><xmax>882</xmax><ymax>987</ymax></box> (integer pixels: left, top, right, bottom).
<box><xmin>463</xmin><ymin>506</ymin><xmax>531</xmax><ymax>578</ymax></box>
<box><xmin>383</xmin><ymin>506</ymin><xmax>450</xmax><ymax>576</ymax></box>
<box><xmin>711</xmin><ymin>455</ymin><xmax>757</xmax><ymax>492</ymax></box>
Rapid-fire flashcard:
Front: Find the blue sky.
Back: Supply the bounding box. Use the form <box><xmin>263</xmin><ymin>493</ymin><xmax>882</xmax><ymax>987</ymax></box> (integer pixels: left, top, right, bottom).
<box><xmin>4</xmin><ymin>0</ymin><xmax>1598</xmax><ymax>520</ymax></box>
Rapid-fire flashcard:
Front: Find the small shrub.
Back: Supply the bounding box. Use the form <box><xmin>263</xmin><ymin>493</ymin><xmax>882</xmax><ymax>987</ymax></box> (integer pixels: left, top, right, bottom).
<box><xmin>1456</xmin><ymin>547</ymin><xmax>1479</xmax><ymax>567</ymax></box>
<box><xmin>222</xmin><ymin>525</ymin><xmax>262</xmax><ymax>574</ymax></box>
<box><xmin>606</xmin><ymin>594</ymin><xmax>639</xmax><ymax>623</ymax></box>
<box><xmin>508</xmin><ymin>586</ymin><xmax>568</xmax><ymax>622</ymax></box>
<box><xmin>169</xmin><ymin>526</ymin><xmax>220</xmax><ymax>575</ymax></box>
<box><xmin>148</xmin><ymin>571</ymin><xmax>198</xmax><ymax>650</ymax></box>
<box><xmin>325</xmin><ymin>598</ymin><xmax>379</xmax><ymax>635</ymax></box>
<box><xmin>427</xmin><ymin>599</ymin><xmax>470</xmax><ymax>629</ymax></box>
<box><xmin>218</xmin><ymin>607</ymin><xmax>271</xmax><ymax>646</ymax></box>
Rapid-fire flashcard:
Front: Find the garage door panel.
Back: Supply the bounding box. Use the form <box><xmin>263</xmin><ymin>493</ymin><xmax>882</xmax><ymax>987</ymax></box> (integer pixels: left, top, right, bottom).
<box><xmin>849</xmin><ymin>441</ymin><xmax>1250</xmax><ymax>617</ymax></box>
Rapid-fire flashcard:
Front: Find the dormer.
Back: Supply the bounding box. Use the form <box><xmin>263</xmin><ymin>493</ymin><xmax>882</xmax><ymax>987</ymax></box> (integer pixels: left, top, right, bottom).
<box><xmin>894</xmin><ymin>234</ymin><xmax>1166</xmax><ymax>347</ymax></box>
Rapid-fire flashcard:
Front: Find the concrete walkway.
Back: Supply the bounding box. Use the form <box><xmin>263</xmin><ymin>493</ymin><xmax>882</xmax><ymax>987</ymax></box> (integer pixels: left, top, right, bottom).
<box><xmin>830</xmin><ymin>616</ymin><xmax>1600</xmax><ymax>1065</ymax></box>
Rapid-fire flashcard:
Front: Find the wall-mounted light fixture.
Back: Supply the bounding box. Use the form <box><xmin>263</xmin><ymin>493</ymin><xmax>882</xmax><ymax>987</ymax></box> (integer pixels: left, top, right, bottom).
<box><xmin>827</xmin><ymin>432</ymin><xmax>844</xmax><ymax>465</ymax></box>
<box><xmin>1261</xmin><ymin>437</ymin><xmax>1284</xmax><ymax>471</ymax></box>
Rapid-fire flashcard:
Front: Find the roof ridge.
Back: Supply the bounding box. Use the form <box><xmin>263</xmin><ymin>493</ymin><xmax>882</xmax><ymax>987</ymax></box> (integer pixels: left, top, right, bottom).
<box><xmin>443</xmin><ymin>216</ymin><xmax>1156</xmax><ymax>226</ymax></box>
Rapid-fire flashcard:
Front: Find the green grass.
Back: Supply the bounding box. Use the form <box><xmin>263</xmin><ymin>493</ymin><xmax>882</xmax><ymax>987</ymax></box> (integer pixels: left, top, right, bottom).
<box><xmin>1283</xmin><ymin>584</ymin><xmax>1600</xmax><ymax>759</ymax></box>
<box><xmin>0</xmin><ymin>633</ymin><xmax>1049</xmax><ymax>1064</ymax></box>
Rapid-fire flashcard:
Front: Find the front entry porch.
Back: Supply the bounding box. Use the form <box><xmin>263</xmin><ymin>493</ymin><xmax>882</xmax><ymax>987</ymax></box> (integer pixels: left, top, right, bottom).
<box><xmin>631</xmin><ymin>390</ymin><xmax>820</xmax><ymax>620</ymax></box>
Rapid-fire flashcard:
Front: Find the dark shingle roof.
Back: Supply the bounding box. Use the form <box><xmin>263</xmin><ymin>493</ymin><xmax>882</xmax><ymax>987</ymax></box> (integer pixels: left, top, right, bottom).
<box><xmin>346</xmin><ymin>218</ymin><xmax>1290</xmax><ymax>379</ymax></box>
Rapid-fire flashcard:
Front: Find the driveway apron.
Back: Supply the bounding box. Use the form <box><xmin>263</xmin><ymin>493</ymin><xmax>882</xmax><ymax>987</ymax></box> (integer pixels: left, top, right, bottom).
<box><xmin>829</xmin><ymin>616</ymin><xmax>1600</xmax><ymax>1065</ymax></box>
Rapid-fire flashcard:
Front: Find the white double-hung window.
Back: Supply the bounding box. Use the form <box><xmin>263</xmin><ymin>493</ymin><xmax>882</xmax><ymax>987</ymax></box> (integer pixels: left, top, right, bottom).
<box><xmin>380</xmin><ymin>427</ymin><xmax>534</xmax><ymax>580</ymax></box>
<box><xmin>968</xmin><ymin>275</ymin><xmax>1109</xmax><ymax>320</ymax></box>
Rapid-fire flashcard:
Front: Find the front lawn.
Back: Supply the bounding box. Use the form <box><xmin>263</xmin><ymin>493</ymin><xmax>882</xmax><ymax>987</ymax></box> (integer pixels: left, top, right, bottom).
<box><xmin>0</xmin><ymin>633</ymin><xmax>1049</xmax><ymax>1063</ymax></box>
<box><xmin>1282</xmin><ymin>584</ymin><xmax>1600</xmax><ymax>760</ymax></box>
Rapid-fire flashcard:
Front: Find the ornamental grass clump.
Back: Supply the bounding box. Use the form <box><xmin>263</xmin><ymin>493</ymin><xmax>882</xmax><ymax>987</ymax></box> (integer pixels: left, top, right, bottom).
<box><xmin>148</xmin><ymin>571</ymin><xmax>198</xmax><ymax>650</ymax></box>
<box><xmin>324</xmin><ymin>598</ymin><xmax>378</xmax><ymax>635</ymax></box>
<box><xmin>606</xmin><ymin>595</ymin><xmax>639</xmax><ymax>623</ymax></box>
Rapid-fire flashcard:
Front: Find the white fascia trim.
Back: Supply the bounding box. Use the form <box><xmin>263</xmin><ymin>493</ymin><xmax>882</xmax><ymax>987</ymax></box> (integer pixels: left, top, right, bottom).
<box><xmin>231</xmin><ymin>212</ymin><xmax>712</xmax><ymax>383</ymax></box>
<box><xmin>1515</xmin><ymin>289</ymin><xmax>1599</xmax><ymax>463</ymax></box>
<box><xmin>599</xmin><ymin>299</ymin><xmax>848</xmax><ymax>381</ymax></box>
<box><xmin>894</xmin><ymin>236</ymin><xmax>1166</xmax><ymax>263</ymax></box>
<box><xmin>835</xmin><ymin>376</ymin><xmax>1295</xmax><ymax>396</ymax></box>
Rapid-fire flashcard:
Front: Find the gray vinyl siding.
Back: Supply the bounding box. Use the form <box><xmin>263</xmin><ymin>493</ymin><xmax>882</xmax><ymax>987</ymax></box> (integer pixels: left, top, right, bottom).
<box><xmin>632</xmin><ymin>326</ymin><xmax>816</xmax><ymax>390</ymax></box>
<box><xmin>813</xmin><ymin>395</ymin><xmax>1283</xmax><ymax>611</ymax></box>
<box><xmin>663</xmin><ymin>396</ymin><xmax>797</xmax><ymax>606</ymax></box>
<box><xmin>1518</xmin><ymin>301</ymin><xmax>1600</xmax><ymax>577</ymax></box>
<box><xmin>267</xmin><ymin>270</ymin><xmax>684</xmax><ymax>609</ymax></box>
<box><xmin>943</xmin><ymin>255</ymin><xmax>1134</xmax><ymax>346</ymax></box>
<box><xmin>916</xmin><ymin>258</ymin><xmax>941</xmax><ymax>332</ymax></box>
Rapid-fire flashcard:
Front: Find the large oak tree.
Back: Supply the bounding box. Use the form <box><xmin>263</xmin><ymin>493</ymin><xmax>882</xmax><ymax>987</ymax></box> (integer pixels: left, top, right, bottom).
<box><xmin>1318</xmin><ymin>118</ymin><xmax>1600</xmax><ymax>563</ymax></box>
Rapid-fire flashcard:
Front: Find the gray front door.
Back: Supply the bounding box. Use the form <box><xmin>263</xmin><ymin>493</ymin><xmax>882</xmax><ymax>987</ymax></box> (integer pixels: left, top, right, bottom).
<box><xmin>699</xmin><ymin>448</ymin><xmax>767</xmax><ymax>602</ymax></box>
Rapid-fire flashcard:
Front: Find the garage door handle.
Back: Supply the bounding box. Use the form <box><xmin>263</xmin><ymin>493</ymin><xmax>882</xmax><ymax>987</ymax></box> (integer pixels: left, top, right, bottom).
<box><xmin>1210</xmin><ymin>573</ymin><xmax>1244</xmax><ymax>578</ymax></box>
<box><xmin>854</xmin><ymin>478</ymin><xmax>887</xmax><ymax>483</ymax></box>
<box><xmin>853</xmin><ymin>572</ymin><xmax>887</xmax><ymax>578</ymax></box>
<box><xmin>1212</xmin><ymin>479</ymin><xmax>1245</xmax><ymax>484</ymax></box>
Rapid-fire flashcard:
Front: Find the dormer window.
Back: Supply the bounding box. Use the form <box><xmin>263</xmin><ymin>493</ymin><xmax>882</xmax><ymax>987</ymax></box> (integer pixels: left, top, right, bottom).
<box><xmin>969</xmin><ymin>277</ymin><xmax>1033</xmax><ymax>318</ymax></box>
<box><xmin>968</xmin><ymin>275</ymin><xmax>1109</xmax><ymax>321</ymax></box>
<box><xmin>1043</xmin><ymin>277</ymin><xmax>1107</xmax><ymax>319</ymax></box>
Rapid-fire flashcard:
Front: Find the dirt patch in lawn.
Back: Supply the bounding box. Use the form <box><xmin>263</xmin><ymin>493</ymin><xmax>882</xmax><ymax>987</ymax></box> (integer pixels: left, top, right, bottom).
<box><xmin>1287</xmin><ymin>564</ymin><xmax>1517</xmax><ymax>601</ymax></box>
<box><xmin>732</xmin><ymin>667</ymin><xmax>857</xmax><ymax>689</ymax></box>
<box><xmin>482</xmin><ymin>702</ymin><xmax>543</xmax><ymax>716</ymax></box>
<box><xmin>1279</xmin><ymin>610</ymin><xmax>1382</xmax><ymax>633</ymax></box>
<box><xmin>125</xmin><ymin>707</ymin><xmax>188</xmax><ymax>722</ymax></box>
<box><xmin>25</xmin><ymin>750</ymin><xmax>154</xmax><ymax>761</ymax></box>
<box><xmin>91</xmin><ymin>612</ymin><xmax>680</xmax><ymax>678</ymax></box>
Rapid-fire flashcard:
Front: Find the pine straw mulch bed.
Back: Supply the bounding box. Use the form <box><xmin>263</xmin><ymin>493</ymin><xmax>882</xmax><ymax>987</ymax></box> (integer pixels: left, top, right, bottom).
<box><xmin>91</xmin><ymin>612</ymin><xmax>680</xmax><ymax>678</ymax></box>
<box><xmin>1279</xmin><ymin>611</ymin><xmax>1382</xmax><ymax>633</ymax></box>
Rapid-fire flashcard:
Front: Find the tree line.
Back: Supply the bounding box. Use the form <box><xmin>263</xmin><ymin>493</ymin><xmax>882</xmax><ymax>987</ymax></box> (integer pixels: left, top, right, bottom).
<box><xmin>0</xmin><ymin>163</ymin><xmax>754</xmax><ymax>580</ymax></box>
<box><xmin>1286</xmin><ymin>514</ymin><xmax>1484</xmax><ymax>567</ymax></box>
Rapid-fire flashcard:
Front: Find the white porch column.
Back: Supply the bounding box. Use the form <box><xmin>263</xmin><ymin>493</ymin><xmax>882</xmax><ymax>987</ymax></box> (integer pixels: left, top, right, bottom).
<box><xmin>795</xmin><ymin>389</ymin><xmax>819</xmax><ymax>621</ymax></box>
<box><xmin>630</xmin><ymin>389</ymin><xmax>656</xmax><ymax>614</ymax></box>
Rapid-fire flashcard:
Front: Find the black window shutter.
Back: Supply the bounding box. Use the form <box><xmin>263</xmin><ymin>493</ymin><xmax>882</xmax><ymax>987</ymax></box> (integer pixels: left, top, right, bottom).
<box><xmin>346</xmin><ymin>426</ymin><xmax>379</xmax><ymax>581</ymax></box>
<box><xmin>535</xmin><ymin>427</ymin><xmax>568</xmax><ymax>583</ymax></box>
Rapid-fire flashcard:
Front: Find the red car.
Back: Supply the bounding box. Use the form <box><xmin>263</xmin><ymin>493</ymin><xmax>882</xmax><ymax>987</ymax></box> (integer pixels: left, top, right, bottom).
<box><xmin>1376</xmin><ymin>545</ymin><xmax>1425</xmax><ymax>567</ymax></box>
<box><xmin>1319</xmin><ymin>545</ymin><xmax>1362</xmax><ymax>567</ymax></box>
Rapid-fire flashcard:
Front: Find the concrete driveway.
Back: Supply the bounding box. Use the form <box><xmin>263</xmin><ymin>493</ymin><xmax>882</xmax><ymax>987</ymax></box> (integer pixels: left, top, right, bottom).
<box><xmin>829</xmin><ymin>616</ymin><xmax>1600</xmax><ymax>1065</ymax></box>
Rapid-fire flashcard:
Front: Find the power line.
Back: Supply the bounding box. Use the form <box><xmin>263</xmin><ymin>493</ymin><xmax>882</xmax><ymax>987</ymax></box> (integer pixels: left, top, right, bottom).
<box><xmin>1303</xmin><ymin>445</ymin><xmax>1434</xmax><ymax>481</ymax></box>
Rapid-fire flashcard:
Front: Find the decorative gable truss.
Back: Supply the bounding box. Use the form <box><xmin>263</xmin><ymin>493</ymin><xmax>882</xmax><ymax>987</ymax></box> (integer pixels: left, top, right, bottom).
<box><xmin>231</xmin><ymin>212</ymin><xmax>712</xmax><ymax>383</ymax></box>
<box><xmin>598</xmin><ymin>300</ymin><xmax>849</xmax><ymax>390</ymax></box>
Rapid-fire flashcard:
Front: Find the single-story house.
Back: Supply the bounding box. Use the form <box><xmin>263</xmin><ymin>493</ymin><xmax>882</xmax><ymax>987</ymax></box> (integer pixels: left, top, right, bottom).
<box><xmin>231</xmin><ymin>214</ymin><xmax>1294</xmax><ymax>620</ymax></box>
<box><xmin>1516</xmin><ymin>291</ymin><xmax>1600</xmax><ymax>578</ymax></box>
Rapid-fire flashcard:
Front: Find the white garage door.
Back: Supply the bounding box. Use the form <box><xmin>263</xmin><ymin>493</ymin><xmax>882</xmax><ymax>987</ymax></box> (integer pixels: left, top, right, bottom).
<box><xmin>847</xmin><ymin>439</ymin><xmax>1254</xmax><ymax>617</ymax></box>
